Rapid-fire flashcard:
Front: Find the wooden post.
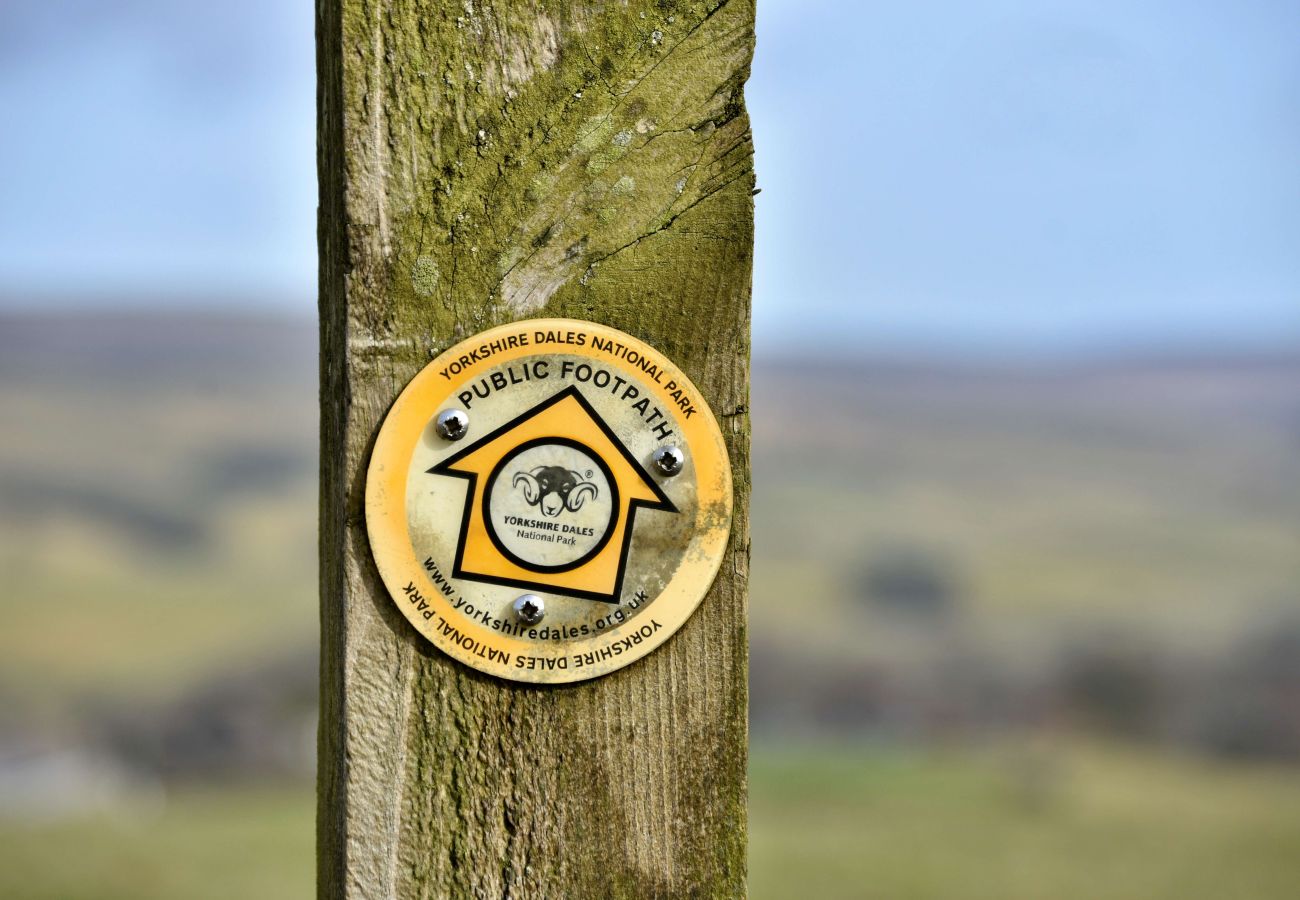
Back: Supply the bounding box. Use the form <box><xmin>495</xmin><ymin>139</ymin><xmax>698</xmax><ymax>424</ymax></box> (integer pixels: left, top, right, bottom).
<box><xmin>317</xmin><ymin>2</ymin><xmax>754</xmax><ymax>896</ymax></box>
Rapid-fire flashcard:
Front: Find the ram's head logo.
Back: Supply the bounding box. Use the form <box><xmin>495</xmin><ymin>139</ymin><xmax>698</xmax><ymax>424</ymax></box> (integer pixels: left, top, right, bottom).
<box><xmin>512</xmin><ymin>466</ymin><xmax>599</xmax><ymax>517</ymax></box>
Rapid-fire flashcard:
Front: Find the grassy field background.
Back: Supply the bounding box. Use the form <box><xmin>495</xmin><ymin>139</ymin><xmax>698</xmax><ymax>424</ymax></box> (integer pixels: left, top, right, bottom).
<box><xmin>3</xmin><ymin>742</ymin><xmax>1300</xmax><ymax>900</ymax></box>
<box><xmin>1</xmin><ymin>315</ymin><xmax>1298</xmax><ymax>896</ymax></box>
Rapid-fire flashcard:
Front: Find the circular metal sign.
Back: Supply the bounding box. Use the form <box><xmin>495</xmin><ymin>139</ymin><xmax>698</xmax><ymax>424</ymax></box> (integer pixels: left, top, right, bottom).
<box><xmin>366</xmin><ymin>318</ymin><xmax>732</xmax><ymax>683</ymax></box>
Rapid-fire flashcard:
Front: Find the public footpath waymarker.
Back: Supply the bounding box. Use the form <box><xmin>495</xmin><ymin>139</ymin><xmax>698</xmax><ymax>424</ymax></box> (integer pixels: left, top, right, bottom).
<box><xmin>367</xmin><ymin>319</ymin><xmax>732</xmax><ymax>683</ymax></box>
<box><xmin>318</xmin><ymin>1</ymin><xmax>754</xmax><ymax>896</ymax></box>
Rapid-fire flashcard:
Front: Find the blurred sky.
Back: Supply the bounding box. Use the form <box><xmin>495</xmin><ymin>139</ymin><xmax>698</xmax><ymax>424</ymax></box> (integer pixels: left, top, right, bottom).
<box><xmin>0</xmin><ymin>0</ymin><xmax>1296</xmax><ymax>354</ymax></box>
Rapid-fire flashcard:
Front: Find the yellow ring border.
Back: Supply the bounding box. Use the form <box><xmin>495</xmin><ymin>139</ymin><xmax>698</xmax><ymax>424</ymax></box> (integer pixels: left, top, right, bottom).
<box><xmin>364</xmin><ymin>318</ymin><xmax>733</xmax><ymax>684</ymax></box>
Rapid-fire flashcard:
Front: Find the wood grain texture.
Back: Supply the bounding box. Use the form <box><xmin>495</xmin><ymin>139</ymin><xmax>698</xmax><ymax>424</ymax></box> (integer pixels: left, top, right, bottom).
<box><xmin>317</xmin><ymin>1</ymin><xmax>754</xmax><ymax>896</ymax></box>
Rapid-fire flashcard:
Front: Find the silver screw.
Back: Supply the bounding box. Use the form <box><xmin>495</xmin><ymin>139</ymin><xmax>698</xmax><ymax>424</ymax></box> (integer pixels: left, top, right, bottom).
<box><xmin>651</xmin><ymin>445</ymin><xmax>685</xmax><ymax>477</ymax></box>
<box><xmin>435</xmin><ymin>408</ymin><xmax>469</xmax><ymax>441</ymax></box>
<box><xmin>513</xmin><ymin>594</ymin><xmax>545</xmax><ymax>625</ymax></box>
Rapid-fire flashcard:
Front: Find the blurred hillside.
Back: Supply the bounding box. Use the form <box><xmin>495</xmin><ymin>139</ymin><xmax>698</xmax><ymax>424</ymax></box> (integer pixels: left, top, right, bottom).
<box><xmin>0</xmin><ymin>315</ymin><xmax>318</xmax><ymax>783</ymax></box>
<box><xmin>3</xmin><ymin>314</ymin><xmax>1299</xmax><ymax>767</ymax></box>
<box><xmin>754</xmin><ymin>354</ymin><xmax>1300</xmax><ymax>756</ymax></box>
<box><xmin>1</xmin><ymin>313</ymin><xmax>1299</xmax><ymax>897</ymax></box>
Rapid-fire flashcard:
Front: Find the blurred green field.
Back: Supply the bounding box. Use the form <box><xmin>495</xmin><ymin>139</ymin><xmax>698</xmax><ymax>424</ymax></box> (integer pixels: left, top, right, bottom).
<box><xmin>750</xmin><ymin>742</ymin><xmax>1300</xmax><ymax>900</ymax></box>
<box><xmin>2</xmin><ymin>743</ymin><xmax>1299</xmax><ymax>900</ymax></box>
<box><xmin>0</xmin><ymin>787</ymin><xmax>313</xmax><ymax>900</ymax></box>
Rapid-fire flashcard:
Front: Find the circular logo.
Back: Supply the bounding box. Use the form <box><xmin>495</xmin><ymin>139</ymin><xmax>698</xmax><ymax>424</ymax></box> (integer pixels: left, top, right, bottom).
<box><xmin>365</xmin><ymin>319</ymin><xmax>733</xmax><ymax>684</ymax></box>
<box><xmin>483</xmin><ymin>438</ymin><xmax>618</xmax><ymax>572</ymax></box>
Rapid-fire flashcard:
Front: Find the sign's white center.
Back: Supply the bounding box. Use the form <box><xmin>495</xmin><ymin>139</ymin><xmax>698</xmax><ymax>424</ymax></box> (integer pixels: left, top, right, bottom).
<box><xmin>484</xmin><ymin>440</ymin><xmax>617</xmax><ymax>571</ymax></box>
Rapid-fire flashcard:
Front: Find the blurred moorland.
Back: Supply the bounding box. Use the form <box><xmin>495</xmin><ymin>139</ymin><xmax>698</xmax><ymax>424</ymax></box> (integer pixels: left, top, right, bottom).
<box><xmin>1</xmin><ymin>314</ymin><xmax>1298</xmax><ymax>899</ymax></box>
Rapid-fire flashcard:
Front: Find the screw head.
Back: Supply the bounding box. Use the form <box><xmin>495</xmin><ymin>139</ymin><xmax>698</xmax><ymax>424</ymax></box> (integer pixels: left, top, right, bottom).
<box><xmin>513</xmin><ymin>594</ymin><xmax>545</xmax><ymax>625</ymax></box>
<box><xmin>651</xmin><ymin>445</ymin><xmax>685</xmax><ymax>477</ymax></box>
<box><xmin>435</xmin><ymin>408</ymin><xmax>469</xmax><ymax>441</ymax></box>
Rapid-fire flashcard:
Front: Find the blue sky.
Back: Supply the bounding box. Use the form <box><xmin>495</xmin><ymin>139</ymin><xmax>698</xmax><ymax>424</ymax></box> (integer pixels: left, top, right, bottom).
<box><xmin>1</xmin><ymin>0</ymin><xmax>1297</xmax><ymax>353</ymax></box>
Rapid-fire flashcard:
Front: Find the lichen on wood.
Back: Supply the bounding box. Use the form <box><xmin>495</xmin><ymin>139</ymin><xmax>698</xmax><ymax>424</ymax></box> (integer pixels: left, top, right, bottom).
<box><xmin>318</xmin><ymin>0</ymin><xmax>754</xmax><ymax>896</ymax></box>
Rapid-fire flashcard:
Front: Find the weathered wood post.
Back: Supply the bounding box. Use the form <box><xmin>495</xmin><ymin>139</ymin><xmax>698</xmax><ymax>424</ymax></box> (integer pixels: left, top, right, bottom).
<box><xmin>317</xmin><ymin>2</ymin><xmax>754</xmax><ymax>896</ymax></box>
